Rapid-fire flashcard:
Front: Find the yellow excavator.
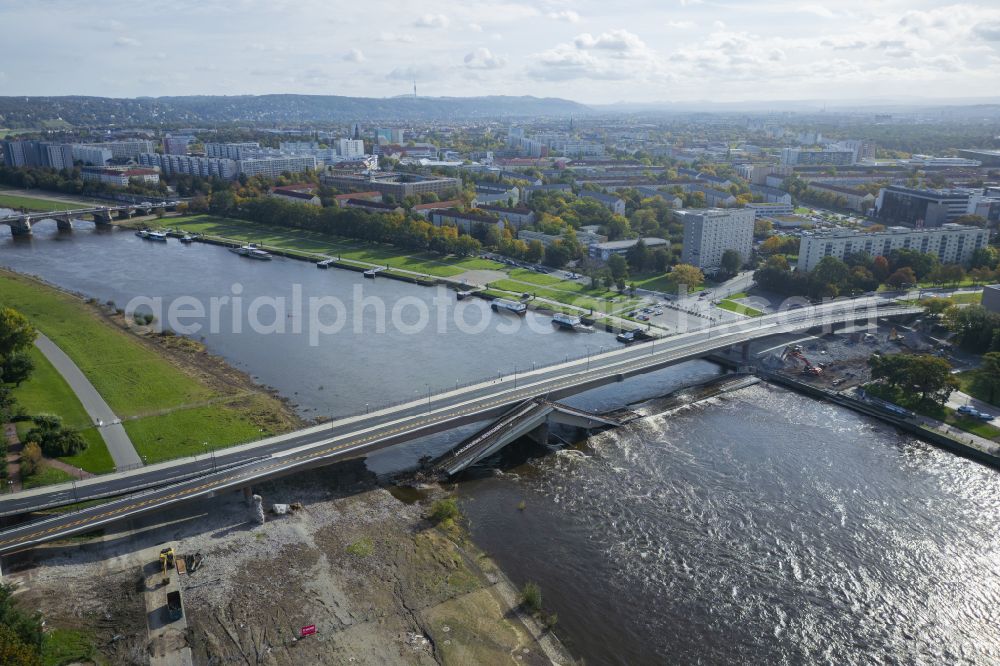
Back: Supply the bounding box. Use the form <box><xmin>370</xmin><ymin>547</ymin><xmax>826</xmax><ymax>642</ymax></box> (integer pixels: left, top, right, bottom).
<box><xmin>159</xmin><ymin>547</ymin><xmax>175</xmax><ymax>585</ymax></box>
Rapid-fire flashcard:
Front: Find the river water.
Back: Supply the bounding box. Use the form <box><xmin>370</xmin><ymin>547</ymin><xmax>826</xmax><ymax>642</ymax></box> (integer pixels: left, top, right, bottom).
<box><xmin>4</xmin><ymin>220</ymin><xmax>1000</xmax><ymax>664</ymax></box>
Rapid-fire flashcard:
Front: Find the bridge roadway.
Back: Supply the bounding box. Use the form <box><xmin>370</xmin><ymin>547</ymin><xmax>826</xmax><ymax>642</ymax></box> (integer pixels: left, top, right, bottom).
<box><xmin>0</xmin><ymin>297</ymin><xmax>920</xmax><ymax>556</ymax></box>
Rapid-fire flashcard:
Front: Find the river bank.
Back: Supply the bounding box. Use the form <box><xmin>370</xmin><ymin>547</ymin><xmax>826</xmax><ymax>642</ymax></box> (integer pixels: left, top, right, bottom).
<box><xmin>0</xmin><ymin>269</ymin><xmax>303</xmax><ymax>470</ymax></box>
<box><xmin>7</xmin><ymin>462</ymin><xmax>574</xmax><ymax>665</ymax></box>
<box><xmin>140</xmin><ymin>213</ymin><xmax>647</xmax><ymax>325</ymax></box>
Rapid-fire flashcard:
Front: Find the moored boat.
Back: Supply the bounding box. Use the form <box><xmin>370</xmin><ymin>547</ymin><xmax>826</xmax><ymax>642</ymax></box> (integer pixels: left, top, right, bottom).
<box><xmin>552</xmin><ymin>312</ymin><xmax>594</xmax><ymax>332</ymax></box>
<box><xmin>491</xmin><ymin>298</ymin><xmax>527</xmax><ymax>315</ymax></box>
<box><xmin>230</xmin><ymin>243</ymin><xmax>272</xmax><ymax>260</ymax></box>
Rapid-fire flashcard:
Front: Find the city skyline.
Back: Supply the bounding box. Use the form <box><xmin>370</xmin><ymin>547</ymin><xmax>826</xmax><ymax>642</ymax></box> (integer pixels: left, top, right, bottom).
<box><xmin>1</xmin><ymin>0</ymin><xmax>999</xmax><ymax>103</ymax></box>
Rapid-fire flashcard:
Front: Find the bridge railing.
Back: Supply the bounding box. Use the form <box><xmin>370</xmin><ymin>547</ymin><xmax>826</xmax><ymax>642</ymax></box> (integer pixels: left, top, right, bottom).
<box><xmin>328</xmin><ymin>300</ymin><xmax>911</xmax><ymax>422</ymax></box>
<box><xmin>1</xmin><ymin>300</ymin><xmax>918</xmax><ymax>506</ymax></box>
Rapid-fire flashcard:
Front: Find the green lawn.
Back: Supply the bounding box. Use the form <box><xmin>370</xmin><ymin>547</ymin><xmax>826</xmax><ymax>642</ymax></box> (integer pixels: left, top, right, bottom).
<box><xmin>11</xmin><ymin>348</ymin><xmax>115</xmax><ymax>474</ymax></box>
<box><xmin>124</xmin><ymin>401</ymin><xmax>276</xmax><ymax>463</ymax></box>
<box><xmin>948</xmin><ymin>415</ymin><xmax>1000</xmax><ymax>440</ymax></box>
<box><xmin>42</xmin><ymin>628</ymin><xmax>97</xmax><ymax>666</ymax></box>
<box><xmin>488</xmin><ymin>279</ymin><xmax>636</xmax><ymax>312</ymax></box>
<box><xmin>22</xmin><ymin>463</ymin><xmax>77</xmax><ymax>489</ymax></box>
<box><xmin>631</xmin><ymin>272</ymin><xmax>706</xmax><ymax>295</ymax></box>
<box><xmin>717</xmin><ymin>300</ymin><xmax>764</xmax><ymax>317</ymax></box>
<box><xmin>0</xmin><ymin>271</ymin><xmax>295</xmax><ymax>468</ymax></box>
<box><xmin>0</xmin><ymin>193</ymin><xmax>77</xmax><ymax>212</ymax></box>
<box><xmin>943</xmin><ymin>292</ymin><xmax>982</xmax><ymax>304</ymax></box>
<box><xmin>0</xmin><ymin>271</ymin><xmax>214</xmax><ymax>417</ymax></box>
<box><xmin>13</xmin><ymin>347</ymin><xmax>94</xmax><ymax>430</ymax></box>
<box><xmin>165</xmin><ymin>215</ymin><xmax>506</xmax><ymax>278</ymax></box>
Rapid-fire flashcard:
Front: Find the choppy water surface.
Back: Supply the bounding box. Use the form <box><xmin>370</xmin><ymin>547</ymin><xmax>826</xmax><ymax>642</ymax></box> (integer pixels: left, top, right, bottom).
<box><xmin>459</xmin><ymin>385</ymin><xmax>1000</xmax><ymax>664</ymax></box>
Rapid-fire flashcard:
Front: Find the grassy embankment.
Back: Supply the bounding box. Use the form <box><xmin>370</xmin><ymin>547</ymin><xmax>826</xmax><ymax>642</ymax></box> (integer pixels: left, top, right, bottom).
<box><xmin>0</xmin><ymin>193</ymin><xmax>80</xmax><ymax>212</ymax></box>
<box><xmin>0</xmin><ymin>271</ymin><xmax>296</xmax><ymax>470</ymax></box>
<box><xmin>161</xmin><ymin>214</ymin><xmax>645</xmax><ymax>314</ymax></box>
<box><xmin>717</xmin><ymin>298</ymin><xmax>764</xmax><ymax>317</ymax></box>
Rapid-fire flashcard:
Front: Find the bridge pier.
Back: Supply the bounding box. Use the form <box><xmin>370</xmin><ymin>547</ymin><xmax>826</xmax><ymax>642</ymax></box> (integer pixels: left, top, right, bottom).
<box><xmin>8</xmin><ymin>219</ymin><xmax>32</xmax><ymax>236</ymax></box>
<box><xmin>741</xmin><ymin>342</ymin><xmax>751</xmax><ymax>361</ymax></box>
<box><xmin>92</xmin><ymin>211</ymin><xmax>114</xmax><ymax>226</ymax></box>
<box><xmin>55</xmin><ymin>215</ymin><xmax>73</xmax><ymax>232</ymax></box>
<box><xmin>115</xmin><ymin>209</ymin><xmax>133</xmax><ymax>221</ymax></box>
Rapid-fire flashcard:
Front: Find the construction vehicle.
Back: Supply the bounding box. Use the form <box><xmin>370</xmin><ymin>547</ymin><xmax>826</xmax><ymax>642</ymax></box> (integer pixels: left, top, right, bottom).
<box><xmin>781</xmin><ymin>345</ymin><xmax>822</xmax><ymax>376</ymax></box>
<box><xmin>159</xmin><ymin>547</ymin><xmax>175</xmax><ymax>585</ymax></box>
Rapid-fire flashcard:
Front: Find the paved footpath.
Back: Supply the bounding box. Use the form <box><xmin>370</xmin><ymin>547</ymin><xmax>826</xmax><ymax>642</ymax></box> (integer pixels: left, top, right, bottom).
<box><xmin>34</xmin><ymin>333</ymin><xmax>143</xmax><ymax>469</ymax></box>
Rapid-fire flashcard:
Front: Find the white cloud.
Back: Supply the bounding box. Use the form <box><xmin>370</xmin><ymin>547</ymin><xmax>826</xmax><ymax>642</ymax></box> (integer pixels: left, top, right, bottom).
<box><xmin>546</xmin><ymin>10</ymin><xmax>580</xmax><ymax>23</ymax></box>
<box><xmin>378</xmin><ymin>31</ymin><xmax>415</xmax><ymax>43</ymax></box>
<box><xmin>414</xmin><ymin>13</ymin><xmax>449</xmax><ymax>29</ymax></box>
<box><xmin>469</xmin><ymin>23</ymin><xmax>483</xmax><ymax>32</ymax></box>
<box><xmin>464</xmin><ymin>47</ymin><xmax>505</xmax><ymax>69</ymax></box>
<box><xmin>114</xmin><ymin>36</ymin><xmax>140</xmax><ymax>47</ymax></box>
<box><xmin>343</xmin><ymin>48</ymin><xmax>365</xmax><ymax>63</ymax></box>
<box><xmin>574</xmin><ymin>29</ymin><xmax>647</xmax><ymax>52</ymax></box>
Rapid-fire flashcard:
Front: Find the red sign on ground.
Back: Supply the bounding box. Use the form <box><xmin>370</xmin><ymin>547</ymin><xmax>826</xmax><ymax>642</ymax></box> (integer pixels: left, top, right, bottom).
<box><xmin>300</xmin><ymin>625</ymin><xmax>317</xmax><ymax>638</ymax></box>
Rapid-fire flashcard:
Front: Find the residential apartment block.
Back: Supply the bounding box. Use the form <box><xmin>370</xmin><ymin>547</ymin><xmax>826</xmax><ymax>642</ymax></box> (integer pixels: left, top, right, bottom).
<box><xmin>237</xmin><ymin>156</ymin><xmax>318</xmax><ymax>179</ymax></box>
<box><xmin>780</xmin><ymin>148</ymin><xmax>855</xmax><ymax>167</ymax></box>
<box><xmin>796</xmin><ymin>224</ymin><xmax>990</xmax><ymax>272</ymax></box>
<box><xmin>677</xmin><ymin>207</ymin><xmax>756</xmax><ymax>271</ymax></box>
<box><xmin>138</xmin><ymin>153</ymin><xmax>239</xmax><ymax>179</ymax></box>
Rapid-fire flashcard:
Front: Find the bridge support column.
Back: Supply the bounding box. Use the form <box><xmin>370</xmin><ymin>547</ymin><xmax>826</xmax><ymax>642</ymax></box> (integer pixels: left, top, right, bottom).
<box><xmin>92</xmin><ymin>211</ymin><xmax>114</xmax><ymax>226</ymax></box>
<box><xmin>9</xmin><ymin>219</ymin><xmax>31</xmax><ymax>236</ymax></box>
<box><xmin>115</xmin><ymin>210</ymin><xmax>133</xmax><ymax>221</ymax></box>
<box><xmin>741</xmin><ymin>342</ymin><xmax>751</xmax><ymax>362</ymax></box>
<box><xmin>55</xmin><ymin>215</ymin><xmax>73</xmax><ymax>232</ymax></box>
<box><xmin>526</xmin><ymin>421</ymin><xmax>550</xmax><ymax>446</ymax></box>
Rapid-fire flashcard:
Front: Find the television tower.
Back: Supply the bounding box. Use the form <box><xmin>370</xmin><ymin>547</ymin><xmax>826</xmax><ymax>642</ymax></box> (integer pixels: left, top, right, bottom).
<box><xmin>413</xmin><ymin>79</ymin><xmax>417</xmax><ymax>99</ymax></box>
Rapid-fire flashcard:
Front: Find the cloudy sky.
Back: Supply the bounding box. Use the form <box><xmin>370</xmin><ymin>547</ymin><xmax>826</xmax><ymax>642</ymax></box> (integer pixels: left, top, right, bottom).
<box><xmin>1</xmin><ymin>0</ymin><xmax>999</xmax><ymax>103</ymax></box>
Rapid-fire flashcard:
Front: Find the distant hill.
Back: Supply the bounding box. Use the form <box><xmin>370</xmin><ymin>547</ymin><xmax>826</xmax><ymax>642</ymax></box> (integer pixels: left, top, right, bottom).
<box><xmin>0</xmin><ymin>94</ymin><xmax>594</xmax><ymax>128</ymax></box>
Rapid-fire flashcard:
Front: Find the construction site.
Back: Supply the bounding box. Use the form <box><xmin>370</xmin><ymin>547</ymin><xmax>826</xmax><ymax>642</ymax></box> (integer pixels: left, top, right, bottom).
<box><xmin>3</xmin><ymin>459</ymin><xmax>571</xmax><ymax>665</ymax></box>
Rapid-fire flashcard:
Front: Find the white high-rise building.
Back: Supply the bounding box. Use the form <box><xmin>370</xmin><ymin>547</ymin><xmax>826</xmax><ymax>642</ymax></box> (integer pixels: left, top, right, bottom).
<box><xmin>677</xmin><ymin>208</ymin><xmax>756</xmax><ymax>271</ymax></box>
<box><xmin>796</xmin><ymin>224</ymin><xmax>990</xmax><ymax>272</ymax></box>
<box><xmin>204</xmin><ymin>142</ymin><xmax>260</xmax><ymax>160</ymax></box>
<box><xmin>338</xmin><ymin>139</ymin><xmax>365</xmax><ymax>159</ymax></box>
<box><xmin>138</xmin><ymin>153</ymin><xmax>239</xmax><ymax>179</ymax></box>
<box><xmin>163</xmin><ymin>134</ymin><xmax>196</xmax><ymax>155</ymax></box>
<box><xmin>237</xmin><ymin>156</ymin><xmax>317</xmax><ymax>179</ymax></box>
<box><xmin>43</xmin><ymin>143</ymin><xmax>74</xmax><ymax>170</ymax></box>
<box><xmin>72</xmin><ymin>144</ymin><xmax>113</xmax><ymax>166</ymax></box>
